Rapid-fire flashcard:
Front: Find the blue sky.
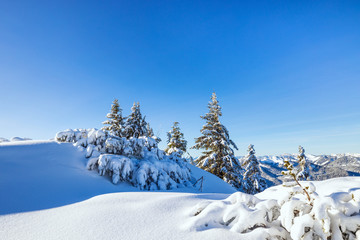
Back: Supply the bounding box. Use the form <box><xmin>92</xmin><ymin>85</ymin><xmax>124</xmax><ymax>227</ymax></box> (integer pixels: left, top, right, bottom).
<box><xmin>0</xmin><ymin>0</ymin><xmax>359</xmax><ymax>156</ymax></box>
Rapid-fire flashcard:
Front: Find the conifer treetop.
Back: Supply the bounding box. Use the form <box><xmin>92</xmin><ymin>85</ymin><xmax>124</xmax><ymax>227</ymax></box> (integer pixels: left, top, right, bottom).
<box><xmin>242</xmin><ymin>144</ymin><xmax>267</xmax><ymax>194</ymax></box>
<box><xmin>165</xmin><ymin>121</ymin><xmax>187</xmax><ymax>156</ymax></box>
<box><xmin>102</xmin><ymin>98</ymin><xmax>125</xmax><ymax>137</ymax></box>
<box><xmin>124</xmin><ymin>102</ymin><xmax>149</xmax><ymax>139</ymax></box>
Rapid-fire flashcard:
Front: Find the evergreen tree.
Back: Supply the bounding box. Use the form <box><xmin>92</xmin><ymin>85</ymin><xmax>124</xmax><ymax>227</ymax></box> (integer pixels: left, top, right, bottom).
<box><xmin>102</xmin><ymin>99</ymin><xmax>125</xmax><ymax>137</ymax></box>
<box><xmin>192</xmin><ymin>92</ymin><xmax>242</xmax><ymax>190</ymax></box>
<box><xmin>296</xmin><ymin>145</ymin><xmax>311</xmax><ymax>180</ymax></box>
<box><xmin>242</xmin><ymin>144</ymin><xmax>267</xmax><ymax>194</ymax></box>
<box><xmin>123</xmin><ymin>102</ymin><xmax>148</xmax><ymax>139</ymax></box>
<box><xmin>146</xmin><ymin>123</ymin><xmax>154</xmax><ymax>137</ymax></box>
<box><xmin>165</xmin><ymin>122</ymin><xmax>187</xmax><ymax>157</ymax></box>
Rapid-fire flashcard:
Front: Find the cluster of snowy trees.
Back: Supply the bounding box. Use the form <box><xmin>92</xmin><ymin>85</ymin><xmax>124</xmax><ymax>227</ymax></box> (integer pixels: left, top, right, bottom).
<box><xmin>101</xmin><ymin>100</ymin><xmax>157</xmax><ymax>141</ymax></box>
<box><xmin>56</xmin><ymin>94</ymin><xmax>313</xmax><ymax>195</ymax></box>
<box><xmin>55</xmin><ymin>100</ymin><xmax>192</xmax><ymax>190</ymax></box>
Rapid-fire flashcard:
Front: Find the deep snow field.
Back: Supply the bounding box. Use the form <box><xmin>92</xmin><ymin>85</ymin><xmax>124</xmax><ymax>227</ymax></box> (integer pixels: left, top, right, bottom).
<box><xmin>1</xmin><ymin>140</ymin><xmax>359</xmax><ymax>239</ymax></box>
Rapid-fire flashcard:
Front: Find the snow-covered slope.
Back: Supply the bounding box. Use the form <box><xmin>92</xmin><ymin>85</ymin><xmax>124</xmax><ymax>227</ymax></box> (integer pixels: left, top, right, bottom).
<box><xmin>0</xmin><ymin>191</ymin><xmax>243</xmax><ymax>240</ymax></box>
<box><xmin>1</xmin><ymin>141</ymin><xmax>360</xmax><ymax>239</ymax></box>
<box><xmin>0</xmin><ymin>140</ymin><xmax>235</xmax><ymax>215</ymax></box>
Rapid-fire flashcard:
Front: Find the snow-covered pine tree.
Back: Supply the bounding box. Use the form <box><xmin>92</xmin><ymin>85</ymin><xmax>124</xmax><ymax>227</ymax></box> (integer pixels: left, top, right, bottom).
<box><xmin>242</xmin><ymin>144</ymin><xmax>267</xmax><ymax>194</ymax></box>
<box><xmin>146</xmin><ymin>122</ymin><xmax>154</xmax><ymax>137</ymax></box>
<box><xmin>192</xmin><ymin>92</ymin><xmax>242</xmax><ymax>190</ymax></box>
<box><xmin>296</xmin><ymin>145</ymin><xmax>311</xmax><ymax>180</ymax></box>
<box><xmin>123</xmin><ymin>102</ymin><xmax>148</xmax><ymax>139</ymax></box>
<box><xmin>101</xmin><ymin>99</ymin><xmax>125</xmax><ymax>137</ymax></box>
<box><xmin>165</xmin><ymin>122</ymin><xmax>187</xmax><ymax>157</ymax></box>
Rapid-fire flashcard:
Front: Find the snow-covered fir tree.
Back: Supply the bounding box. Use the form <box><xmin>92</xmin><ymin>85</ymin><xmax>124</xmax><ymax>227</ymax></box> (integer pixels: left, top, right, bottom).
<box><xmin>123</xmin><ymin>102</ymin><xmax>148</xmax><ymax>139</ymax></box>
<box><xmin>101</xmin><ymin>99</ymin><xmax>125</xmax><ymax>137</ymax></box>
<box><xmin>192</xmin><ymin>92</ymin><xmax>242</xmax><ymax>190</ymax></box>
<box><xmin>242</xmin><ymin>144</ymin><xmax>267</xmax><ymax>194</ymax></box>
<box><xmin>296</xmin><ymin>145</ymin><xmax>311</xmax><ymax>180</ymax></box>
<box><xmin>165</xmin><ymin>122</ymin><xmax>187</xmax><ymax>157</ymax></box>
<box><xmin>146</xmin><ymin>123</ymin><xmax>154</xmax><ymax>137</ymax></box>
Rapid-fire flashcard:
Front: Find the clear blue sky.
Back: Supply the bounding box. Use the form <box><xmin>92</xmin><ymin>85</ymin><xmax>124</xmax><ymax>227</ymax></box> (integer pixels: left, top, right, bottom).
<box><xmin>1</xmin><ymin>0</ymin><xmax>359</xmax><ymax>156</ymax></box>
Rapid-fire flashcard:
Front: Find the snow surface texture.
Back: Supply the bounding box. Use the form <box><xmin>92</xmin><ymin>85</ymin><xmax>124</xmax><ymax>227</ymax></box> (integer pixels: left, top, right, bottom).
<box><xmin>188</xmin><ymin>179</ymin><xmax>360</xmax><ymax>239</ymax></box>
<box><xmin>56</xmin><ymin>128</ymin><xmax>193</xmax><ymax>190</ymax></box>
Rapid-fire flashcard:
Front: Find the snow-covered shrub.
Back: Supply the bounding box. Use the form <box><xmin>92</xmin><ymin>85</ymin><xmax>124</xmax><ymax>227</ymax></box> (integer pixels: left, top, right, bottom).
<box><xmin>187</xmin><ymin>183</ymin><xmax>360</xmax><ymax>239</ymax></box>
<box><xmin>97</xmin><ymin>154</ymin><xmax>134</xmax><ymax>184</ymax></box>
<box><xmin>55</xmin><ymin>129</ymin><xmax>76</xmax><ymax>142</ymax></box>
<box><xmin>56</xmin><ymin>128</ymin><xmax>193</xmax><ymax>191</ymax></box>
<box><xmin>105</xmin><ymin>137</ymin><xmax>125</xmax><ymax>154</ymax></box>
<box><xmin>88</xmin><ymin>151</ymin><xmax>192</xmax><ymax>190</ymax></box>
<box><xmin>187</xmin><ymin>191</ymin><xmax>288</xmax><ymax>239</ymax></box>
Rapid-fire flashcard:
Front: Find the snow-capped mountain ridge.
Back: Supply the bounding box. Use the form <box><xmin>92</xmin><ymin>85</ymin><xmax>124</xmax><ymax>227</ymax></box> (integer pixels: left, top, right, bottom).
<box><xmin>253</xmin><ymin>153</ymin><xmax>360</xmax><ymax>166</ymax></box>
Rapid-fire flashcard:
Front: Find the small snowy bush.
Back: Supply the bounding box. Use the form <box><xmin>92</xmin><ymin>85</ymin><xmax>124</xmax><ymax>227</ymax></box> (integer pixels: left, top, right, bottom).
<box><xmin>187</xmin><ymin>183</ymin><xmax>360</xmax><ymax>239</ymax></box>
<box><xmin>56</xmin><ymin>128</ymin><xmax>193</xmax><ymax>190</ymax></box>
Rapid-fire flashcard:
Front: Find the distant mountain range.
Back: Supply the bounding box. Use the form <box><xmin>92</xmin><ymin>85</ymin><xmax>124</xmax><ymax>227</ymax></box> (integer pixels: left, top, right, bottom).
<box><xmin>238</xmin><ymin>153</ymin><xmax>360</xmax><ymax>187</ymax></box>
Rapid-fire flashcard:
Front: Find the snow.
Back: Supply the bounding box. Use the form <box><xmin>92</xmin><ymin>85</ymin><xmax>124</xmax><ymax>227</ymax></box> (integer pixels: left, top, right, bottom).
<box><xmin>188</xmin><ymin>179</ymin><xmax>360</xmax><ymax>239</ymax></box>
<box><xmin>1</xmin><ymin>140</ymin><xmax>360</xmax><ymax>239</ymax></box>
<box><xmin>0</xmin><ymin>192</ymin><xmax>242</xmax><ymax>240</ymax></box>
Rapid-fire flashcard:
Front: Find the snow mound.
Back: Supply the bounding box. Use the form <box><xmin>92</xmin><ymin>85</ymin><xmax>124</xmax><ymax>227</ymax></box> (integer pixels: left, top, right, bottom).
<box><xmin>0</xmin><ymin>137</ymin><xmax>32</xmax><ymax>143</ymax></box>
<box><xmin>56</xmin><ymin>128</ymin><xmax>193</xmax><ymax>190</ymax></box>
<box><xmin>187</xmin><ymin>180</ymin><xmax>360</xmax><ymax>239</ymax></box>
<box><xmin>10</xmin><ymin>137</ymin><xmax>32</xmax><ymax>141</ymax></box>
<box><xmin>0</xmin><ymin>137</ymin><xmax>9</xmax><ymax>143</ymax></box>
